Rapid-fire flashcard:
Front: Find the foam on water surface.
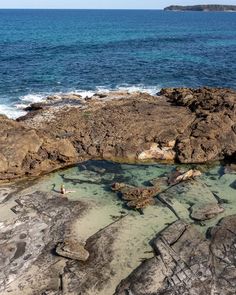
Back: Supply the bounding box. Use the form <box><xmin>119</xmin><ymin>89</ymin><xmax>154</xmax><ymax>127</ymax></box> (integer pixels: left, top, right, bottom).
<box><xmin>0</xmin><ymin>104</ymin><xmax>26</xmax><ymax>119</ymax></box>
<box><xmin>0</xmin><ymin>84</ymin><xmax>160</xmax><ymax>119</ymax></box>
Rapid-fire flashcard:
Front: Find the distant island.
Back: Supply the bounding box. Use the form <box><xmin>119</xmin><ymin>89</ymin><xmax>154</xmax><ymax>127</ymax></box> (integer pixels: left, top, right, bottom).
<box><xmin>164</xmin><ymin>4</ymin><xmax>236</xmax><ymax>11</ymax></box>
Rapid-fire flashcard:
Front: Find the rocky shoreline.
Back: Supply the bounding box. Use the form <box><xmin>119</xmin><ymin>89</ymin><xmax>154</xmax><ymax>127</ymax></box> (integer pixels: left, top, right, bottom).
<box><xmin>0</xmin><ymin>87</ymin><xmax>235</xmax><ymax>182</ymax></box>
<box><xmin>0</xmin><ymin>87</ymin><xmax>235</xmax><ymax>295</ymax></box>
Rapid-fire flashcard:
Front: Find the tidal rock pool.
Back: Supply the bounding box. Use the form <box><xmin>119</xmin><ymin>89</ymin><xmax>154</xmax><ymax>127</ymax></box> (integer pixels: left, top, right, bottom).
<box><xmin>0</xmin><ymin>160</ymin><xmax>235</xmax><ymax>295</ymax></box>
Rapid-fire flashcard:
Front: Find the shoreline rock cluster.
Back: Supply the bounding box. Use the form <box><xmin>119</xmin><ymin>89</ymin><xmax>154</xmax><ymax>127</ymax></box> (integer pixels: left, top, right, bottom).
<box><xmin>0</xmin><ymin>87</ymin><xmax>235</xmax><ymax>182</ymax></box>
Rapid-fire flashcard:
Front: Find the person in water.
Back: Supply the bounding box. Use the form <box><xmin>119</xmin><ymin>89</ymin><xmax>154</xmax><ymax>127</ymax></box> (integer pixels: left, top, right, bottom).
<box><xmin>60</xmin><ymin>184</ymin><xmax>75</xmax><ymax>195</ymax></box>
<box><xmin>60</xmin><ymin>184</ymin><xmax>66</xmax><ymax>195</ymax></box>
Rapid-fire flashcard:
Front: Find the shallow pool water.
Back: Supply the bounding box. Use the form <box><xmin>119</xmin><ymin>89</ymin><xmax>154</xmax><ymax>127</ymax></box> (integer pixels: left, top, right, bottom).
<box><xmin>25</xmin><ymin>160</ymin><xmax>235</xmax><ymax>295</ymax></box>
<box><xmin>32</xmin><ymin>160</ymin><xmax>236</xmax><ymax>241</ymax></box>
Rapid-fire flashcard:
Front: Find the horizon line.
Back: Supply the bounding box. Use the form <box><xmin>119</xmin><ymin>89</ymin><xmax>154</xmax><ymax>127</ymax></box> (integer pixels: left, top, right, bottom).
<box><xmin>0</xmin><ymin>8</ymin><xmax>165</xmax><ymax>10</ymax></box>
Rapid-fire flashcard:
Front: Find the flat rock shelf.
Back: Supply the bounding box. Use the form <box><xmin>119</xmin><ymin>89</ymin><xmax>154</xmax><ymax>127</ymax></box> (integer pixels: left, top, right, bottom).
<box><xmin>0</xmin><ymin>87</ymin><xmax>235</xmax><ymax>182</ymax></box>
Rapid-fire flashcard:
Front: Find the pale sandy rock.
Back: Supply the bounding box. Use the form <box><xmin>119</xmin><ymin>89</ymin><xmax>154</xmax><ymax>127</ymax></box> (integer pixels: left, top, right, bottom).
<box><xmin>138</xmin><ymin>143</ymin><xmax>176</xmax><ymax>161</ymax></box>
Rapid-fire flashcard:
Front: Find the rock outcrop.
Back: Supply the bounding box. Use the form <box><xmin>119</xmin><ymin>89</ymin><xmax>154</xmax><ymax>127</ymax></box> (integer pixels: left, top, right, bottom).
<box><xmin>115</xmin><ymin>216</ymin><xmax>236</xmax><ymax>295</ymax></box>
<box><xmin>112</xmin><ymin>182</ymin><xmax>160</xmax><ymax>210</ymax></box>
<box><xmin>0</xmin><ymin>87</ymin><xmax>235</xmax><ymax>181</ymax></box>
<box><xmin>0</xmin><ymin>115</ymin><xmax>78</xmax><ymax>181</ymax></box>
<box><xmin>161</xmin><ymin>87</ymin><xmax>236</xmax><ymax>163</ymax></box>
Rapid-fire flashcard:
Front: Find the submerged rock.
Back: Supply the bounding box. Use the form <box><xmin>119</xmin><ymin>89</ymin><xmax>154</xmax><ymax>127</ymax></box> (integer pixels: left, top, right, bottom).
<box><xmin>230</xmin><ymin>180</ymin><xmax>236</xmax><ymax>189</ymax></box>
<box><xmin>115</xmin><ymin>215</ymin><xmax>236</xmax><ymax>295</ymax></box>
<box><xmin>168</xmin><ymin>168</ymin><xmax>202</xmax><ymax>185</ymax></box>
<box><xmin>190</xmin><ymin>202</ymin><xmax>224</xmax><ymax>221</ymax></box>
<box><xmin>224</xmin><ymin>163</ymin><xmax>236</xmax><ymax>174</ymax></box>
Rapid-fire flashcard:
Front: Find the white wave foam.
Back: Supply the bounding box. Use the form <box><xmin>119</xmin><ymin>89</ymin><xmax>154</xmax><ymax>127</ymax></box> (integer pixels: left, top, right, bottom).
<box><xmin>20</xmin><ymin>93</ymin><xmax>46</xmax><ymax>103</ymax></box>
<box><xmin>0</xmin><ymin>104</ymin><xmax>26</xmax><ymax>119</ymax></box>
<box><xmin>0</xmin><ymin>85</ymin><xmax>161</xmax><ymax>119</ymax></box>
<box><xmin>72</xmin><ymin>85</ymin><xmax>160</xmax><ymax>99</ymax></box>
<box><xmin>71</xmin><ymin>90</ymin><xmax>95</xmax><ymax>99</ymax></box>
<box><xmin>115</xmin><ymin>85</ymin><xmax>160</xmax><ymax>95</ymax></box>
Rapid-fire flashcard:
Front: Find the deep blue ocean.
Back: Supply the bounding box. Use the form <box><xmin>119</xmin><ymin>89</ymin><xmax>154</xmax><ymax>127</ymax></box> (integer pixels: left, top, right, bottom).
<box><xmin>0</xmin><ymin>9</ymin><xmax>236</xmax><ymax>117</ymax></box>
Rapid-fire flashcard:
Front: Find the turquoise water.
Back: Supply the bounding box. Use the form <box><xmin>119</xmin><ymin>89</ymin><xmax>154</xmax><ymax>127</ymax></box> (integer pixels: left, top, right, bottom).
<box><xmin>0</xmin><ymin>10</ymin><xmax>236</xmax><ymax>117</ymax></box>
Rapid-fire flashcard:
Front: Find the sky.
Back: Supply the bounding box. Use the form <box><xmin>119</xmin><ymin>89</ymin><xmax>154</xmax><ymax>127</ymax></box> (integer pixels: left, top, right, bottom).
<box><xmin>0</xmin><ymin>0</ymin><xmax>235</xmax><ymax>9</ymax></box>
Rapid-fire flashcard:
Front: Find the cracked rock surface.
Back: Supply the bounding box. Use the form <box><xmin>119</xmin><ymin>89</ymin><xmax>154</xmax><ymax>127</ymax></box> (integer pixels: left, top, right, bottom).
<box><xmin>0</xmin><ymin>87</ymin><xmax>235</xmax><ymax>181</ymax></box>
<box><xmin>115</xmin><ymin>216</ymin><xmax>236</xmax><ymax>295</ymax></box>
<box><xmin>0</xmin><ymin>191</ymin><xmax>87</xmax><ymax>294</ymax></box>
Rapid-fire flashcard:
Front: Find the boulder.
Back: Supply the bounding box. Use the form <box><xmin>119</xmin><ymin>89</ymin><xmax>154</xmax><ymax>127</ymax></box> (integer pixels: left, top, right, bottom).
<box><xmin>112</xmin><ymin>182</ymin><xmax>160</xmax><ymax>209</ymax></box>
<box><xmin>168</xmin><ymin>168</ymin><xmax>202</xmax><ymax>185</ymax></box>
<box><xmin>138</xmin><ymin>143</ymin><xmax>176</xmax><ymax>161</ymax></box>
<box><xmin>56</xmin><ymin>238</ymin><xmax>89</xmax><ymax>261</ymax></box>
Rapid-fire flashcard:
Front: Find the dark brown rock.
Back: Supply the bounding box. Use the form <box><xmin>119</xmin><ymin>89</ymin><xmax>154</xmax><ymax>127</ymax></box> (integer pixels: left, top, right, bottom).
<box><xmin>161</xmin><ymin>87</ymin><xmax>236</xmax><ymax>163</ymax></box>
<box><xmin>112</xmin><ymin>182</ymin><xmax>160</xmax><ymax>209</ymax></box>
<box><xmin>0</xmin><ymin>88</ymin><xmax>235</xmax><ymax>181</ymax></box>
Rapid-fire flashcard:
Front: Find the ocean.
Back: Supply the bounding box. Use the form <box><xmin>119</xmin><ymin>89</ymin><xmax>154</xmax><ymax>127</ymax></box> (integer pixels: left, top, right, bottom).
<box><xmin>0</xmin><ymin>9</ymin><xmax>236</xmax><ymax>118</ymax></box>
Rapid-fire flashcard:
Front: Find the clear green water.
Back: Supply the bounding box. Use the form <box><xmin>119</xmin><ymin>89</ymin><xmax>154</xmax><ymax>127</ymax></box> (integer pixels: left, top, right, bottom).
<box><xmin>3</xmin><ymin>160</ymin><xmax>236</xmax><ymax>295</ymax></box>
<box><xmin>32</xmin><ymin>160</ymin><xmax>236</xmax><ymax>237</ymax></box>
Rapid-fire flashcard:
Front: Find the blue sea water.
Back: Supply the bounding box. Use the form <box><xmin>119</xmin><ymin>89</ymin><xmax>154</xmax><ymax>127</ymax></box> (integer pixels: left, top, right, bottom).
<box><xmin>0</xmin><ymin>9</ymin><xmax>236</xmax><ymax>117</ymax></box>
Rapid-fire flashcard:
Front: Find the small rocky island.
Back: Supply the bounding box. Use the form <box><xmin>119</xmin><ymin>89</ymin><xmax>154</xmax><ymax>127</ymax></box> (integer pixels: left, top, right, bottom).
<box><xmin>164</xmin><ymin>4</ymin><xmax>236</xmax><ymax>11</ymax></box>
<box><xmin>0</xmin><ymin>87</ymin><xmax>236</xmax><ymax>295</ymax></box>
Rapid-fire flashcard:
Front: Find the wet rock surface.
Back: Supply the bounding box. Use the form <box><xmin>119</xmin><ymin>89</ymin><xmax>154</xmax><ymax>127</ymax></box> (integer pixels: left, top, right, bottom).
<box><xmin>115</xmin><ymin>216</ymin><xmax>236</xmax><ymax>295</ymax></box>
<box><xmin>190</xmin><ymin>202</ymin><xmax>224</xmax><ymax>221</ymax></box>
<box><xmin>0</xmin><ymin>160</ymin><xmax>235</xmax><ymax>295</ymax></box>
<box><xmin>56</xmin><ymin>238</ymin><xmax>89</xmax><ymax>261</ymax></box>
<box><xmin>112</xmin><ymin>182</ymin><xmax>160</xmax><ymax>210</ymax></box>
<box><xmin>0</xmin><ymin>87</ymin><xmax>235</xmax><ymax>181</ymax></box>
<box><xmin>0</xmin><ymin>191</ymin><xmax>87</xmax><ymax>294</ymax></box>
